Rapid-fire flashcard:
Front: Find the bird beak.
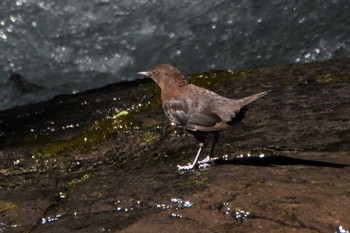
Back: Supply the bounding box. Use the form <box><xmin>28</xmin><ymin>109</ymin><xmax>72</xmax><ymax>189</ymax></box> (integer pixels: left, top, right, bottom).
<box><xmin>138</xmin><ymin>71</ymin><xmax>150</xmax><ymax>77</ymax></box>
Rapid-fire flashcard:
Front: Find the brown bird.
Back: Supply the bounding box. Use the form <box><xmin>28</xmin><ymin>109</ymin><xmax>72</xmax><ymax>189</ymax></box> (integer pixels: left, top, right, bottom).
<box><xmin>138</xmin><ymin>64</ymin><xmax>269</xmax><ymax>170</ymax></box>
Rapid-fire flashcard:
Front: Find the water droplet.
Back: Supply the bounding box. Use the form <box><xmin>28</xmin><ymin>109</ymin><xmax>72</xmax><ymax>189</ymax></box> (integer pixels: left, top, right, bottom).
<box><xmin>59</xmin><ymin>192</ymin><xmax>66</xmax><ymax>199</ymax></box>
<box><xmin>298</xmin><ymin>17</ymin><xmax>306</xmax><ymax>23</ymax></box>
<box><xmin>183</xmin><ymin>201</ymin><xmax>193</xmax><ymax>208</ymax></box>
<box><xmin>16</xmin><ymin>0</ymin><xmax>23</xmax><ymax>6</ymax></box>
<box><xmin>337</xmin><ymin>225</ymin><xmax>350</xmax><ymax>233</ymax></box>
<box><xmin>0</xmin><ymin>31</ymin><xmax>7</xmax><ymax>40</ymax></box>
<box><xmin>171</xmin><ymin>213</ymin><xmax>182</xmax><ymax>218</ymax></box>
<box><xmin>9</xmin><ymin>15</ymin><xmax>17</xmax><ymax>22</ymax></box>
<box><xmin>304</xmin><ymin>52</ymin><xmax>311</xmax><ymax>58</ymax></box>
<box><xmin>13</xmin><ymin>159</ymin><xmax>20</xmax><ymax>165</ymax></box>
<box><xmin>40</xmin><ymin>214</ymin><xmax>62</xmax><ymax>225</ymax></box>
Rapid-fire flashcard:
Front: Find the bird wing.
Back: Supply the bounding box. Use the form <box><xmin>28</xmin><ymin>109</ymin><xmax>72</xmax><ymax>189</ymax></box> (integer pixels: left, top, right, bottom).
<box><xmin>163</xmin><ymin>99</ymin><xmax>222</xmax><ymax>130</ymax></box>
<box><xmin>162</xmin><ymin>100</ymin><xmax>189</xmax><ymax>126</ymax></box>
<box><xmin>187</xmin><ymin>111</ymin><xmax>222</xmax><ymax>127</ymax></box>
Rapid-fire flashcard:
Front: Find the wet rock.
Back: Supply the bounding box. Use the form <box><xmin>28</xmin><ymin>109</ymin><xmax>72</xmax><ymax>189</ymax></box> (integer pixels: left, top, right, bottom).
<box><xmin>0</xmin><ymin>59</ymin><xmax>349</xmax><ymax>232</ymax></box>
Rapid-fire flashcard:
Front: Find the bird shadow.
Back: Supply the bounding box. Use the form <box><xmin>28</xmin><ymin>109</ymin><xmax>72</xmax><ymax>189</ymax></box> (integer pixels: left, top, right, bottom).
<box><xmin>214</xmin><ymin>155</ymin><xmax>348</xmax><ymax>168</ymax></box>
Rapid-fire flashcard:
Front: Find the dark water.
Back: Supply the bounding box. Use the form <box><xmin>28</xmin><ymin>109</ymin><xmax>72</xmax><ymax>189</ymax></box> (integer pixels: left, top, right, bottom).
<box><xmin>0</xmin><ymin>0</ymin><xmax>349</xmax><ymax>110</ymax></box>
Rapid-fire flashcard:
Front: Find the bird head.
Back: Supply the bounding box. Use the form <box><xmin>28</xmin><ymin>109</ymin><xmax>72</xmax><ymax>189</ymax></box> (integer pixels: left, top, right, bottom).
<box><xmin>138</xmin><ymin>64</ymin><xmax>188</xmax><ymax>89</ymax></box>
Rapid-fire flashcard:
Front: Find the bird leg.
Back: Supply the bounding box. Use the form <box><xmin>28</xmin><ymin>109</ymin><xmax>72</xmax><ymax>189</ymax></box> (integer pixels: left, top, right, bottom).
<box><xmin>198</xmin><ymin>132</ymin><xmax>219</xmax><ymax>164</ymax></box>
<box><xmin>177</xmin><ymin>142</ymin><xmax>205</xmax><ymax>170</ymax></box>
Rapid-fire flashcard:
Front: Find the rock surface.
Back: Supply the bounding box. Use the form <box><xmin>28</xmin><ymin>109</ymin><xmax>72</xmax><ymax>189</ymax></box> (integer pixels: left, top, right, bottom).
<box><xmin>0</xmin><ymin>59</ymin><xmax>349</xmax><ymax>232</ymax></box>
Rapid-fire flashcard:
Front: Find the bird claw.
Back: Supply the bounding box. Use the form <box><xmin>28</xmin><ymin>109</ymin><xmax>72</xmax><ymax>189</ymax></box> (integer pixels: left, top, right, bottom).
<box><xmin>177</xmin><ymin>162</ymin><xmax>211</xmax><ymax>170</ymax></box>
<box><xmin>177</xmin><ymin>163</ymin><xmax>194</xmax><ymax>170</ymax></box>
<box><xmin>198</xmin><ymin>156</ymin><xmax>218</xmax><ymax>164</ymax></box>
<box><xmin>198</xmin><ymin>163</ymin><xmax>211</xmax><ymax>169</ymax></box>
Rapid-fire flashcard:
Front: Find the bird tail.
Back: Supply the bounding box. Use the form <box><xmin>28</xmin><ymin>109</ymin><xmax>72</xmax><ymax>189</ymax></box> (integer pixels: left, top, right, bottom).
<box><xmin>236</xmin><ymin>90</ymin><xmax>271</xmax><ymax>107</ymax></box>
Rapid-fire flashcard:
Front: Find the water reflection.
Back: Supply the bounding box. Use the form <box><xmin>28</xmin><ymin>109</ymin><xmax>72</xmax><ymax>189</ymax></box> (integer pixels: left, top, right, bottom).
<box><xmin>114</xmin><ymin>198</ymin><xmax>194</xmax><ymax>219</ymax></box>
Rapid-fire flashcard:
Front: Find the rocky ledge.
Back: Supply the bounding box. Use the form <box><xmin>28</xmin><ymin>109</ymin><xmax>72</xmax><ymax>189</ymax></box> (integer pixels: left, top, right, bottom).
<box><xmin>0</xmin><ymin>59</ymin><xmax>349</xmax><ymax>232</ymax></box>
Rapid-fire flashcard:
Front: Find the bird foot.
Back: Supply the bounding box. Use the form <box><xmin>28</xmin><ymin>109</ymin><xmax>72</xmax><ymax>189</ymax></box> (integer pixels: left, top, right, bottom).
<box><xmin>198</xmin><ymin>163</ymin><xmax>211</xmax><ymax>169</ymax></box>
<box><xmin>177</xmin><ymin>163</ymin><xmax>195</xmax><ymax>170</ymax></box>
<box><xmin>177</xmin><ymin>162</ymin><xmax>211</xmax><ymax>170</ymax></box>
<box><xmin>198</xmin><ymin>156</ymin><xmax>218</xmax><ymax>164</ymax></box>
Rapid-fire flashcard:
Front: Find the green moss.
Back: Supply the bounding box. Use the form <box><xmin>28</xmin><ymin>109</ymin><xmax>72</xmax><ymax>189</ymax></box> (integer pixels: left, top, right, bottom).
<box><xmin>118</xmin><ymin>81</ymin><xmax>161</xmax><ymax>113</ymax></box>
<box><xmin>0</xmin><ymin>201</ymin><xmax>17</xmax><ymax>212</ymax></box>
<box><xmin>112</xmin><ymin>110</ymin><xmax>129</xmax><ymax>119</ymax></box>
<box><xmin>34</xmin><ymin>113</ymin><xmax>140</xmax><ymax>158</ymax></box>
<box><xmin>315</xmin><ymin>73</ymin><xmax>346</xmax><ymax>84</ymax></box>
<box><xmin>68</xmin><ymin>173</ymin><xmax>92</xmax><ymax>189</ymax></box>
<box><xmin>31</xmin><ymin>83</ymin><xmax>162</xmax><ymax>158</ymax></box>
<box><xmin>142</xmin><ymin>131</ymin><xmax>158</xmax><ymax>144</ymax></box>
<box><xmin>189</xmin><ymin>70</ymin><xmax>257</xmax><ymax>89</ymax></box>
